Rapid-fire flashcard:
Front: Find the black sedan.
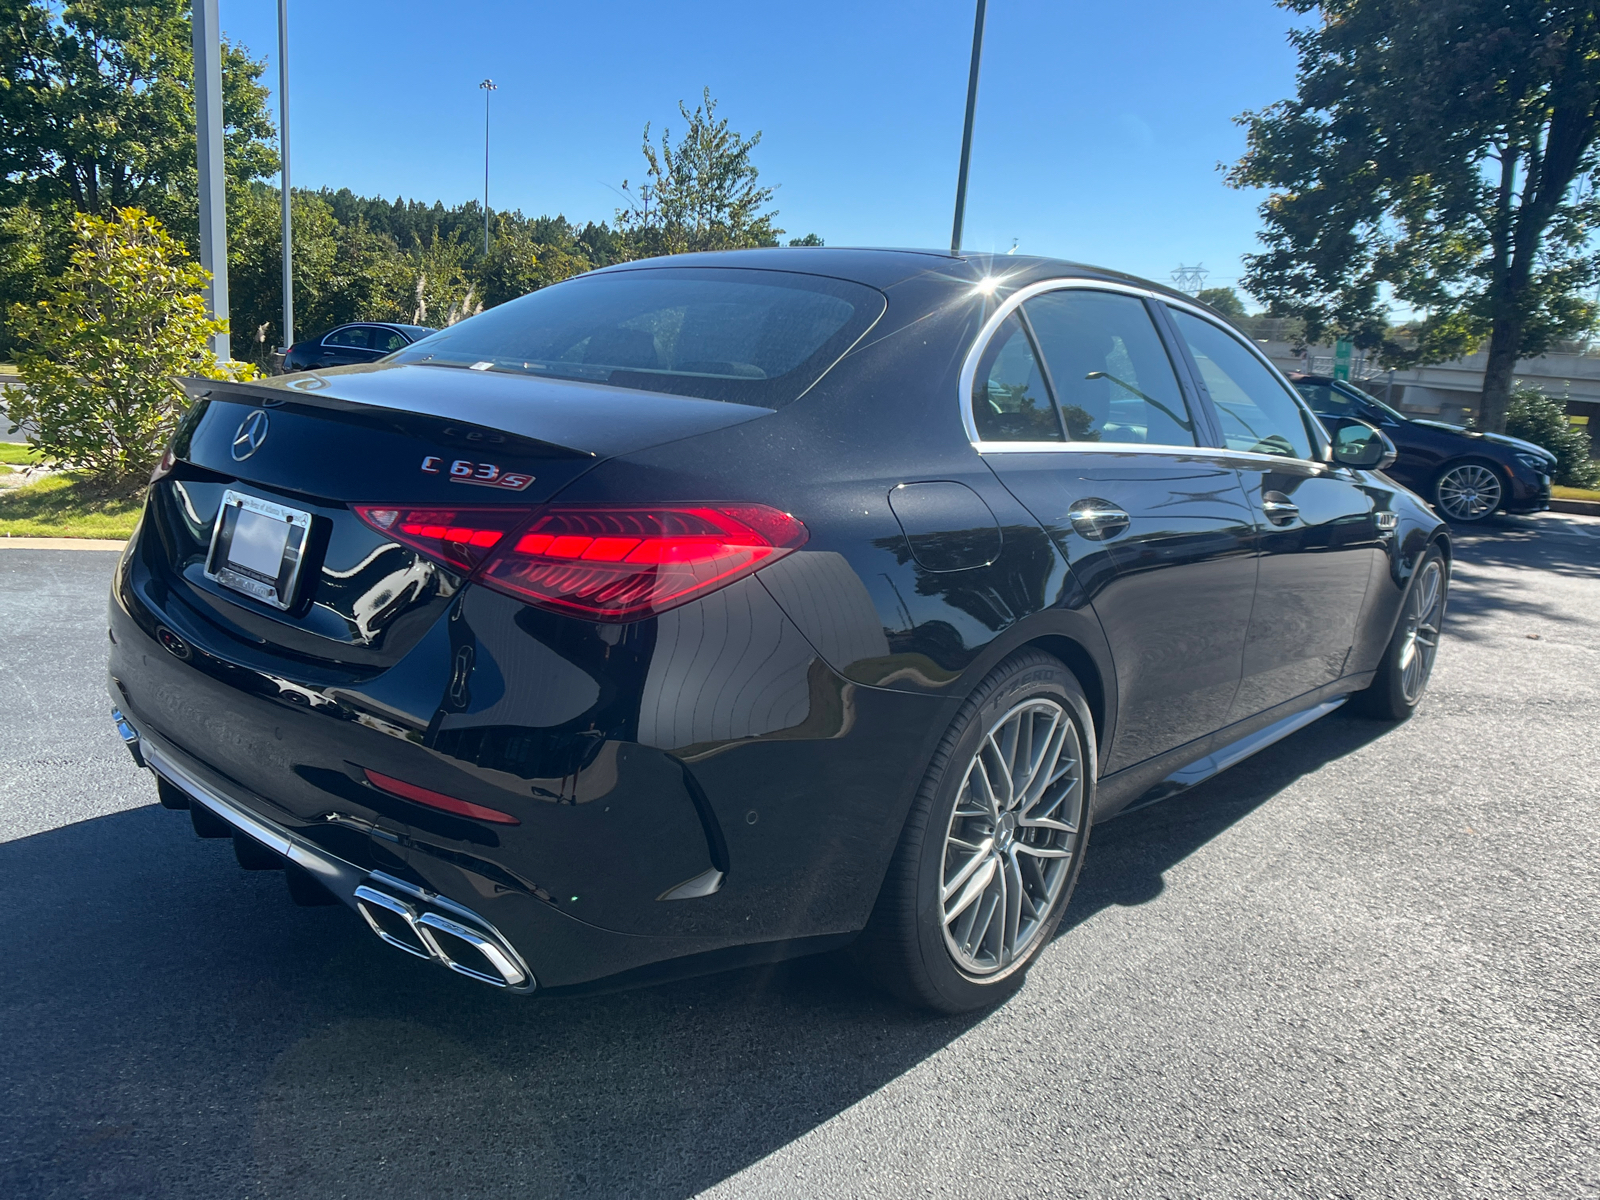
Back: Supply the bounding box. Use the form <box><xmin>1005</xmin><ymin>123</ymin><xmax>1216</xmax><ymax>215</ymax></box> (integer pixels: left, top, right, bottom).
<box><xmin>110</xmin><ymin>250</ymin><xmax>1449</xmax><ymax>1012</ymax></box>
<box><xmin>1290</xmin><ymin>374</ymin><xmax>1554</xmax><ymax>522</ymax></box>
<box><xmin>279</xmin><ymin>322</ymin><xmax>437</xmax><ymax>373</ymax></box>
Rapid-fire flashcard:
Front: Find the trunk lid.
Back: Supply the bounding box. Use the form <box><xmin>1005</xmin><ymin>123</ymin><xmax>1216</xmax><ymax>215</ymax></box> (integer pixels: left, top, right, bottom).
<box><xmin>146</xmin><ymin>364</ymin><xmax>773</xmax><ymax>670</ymax></box>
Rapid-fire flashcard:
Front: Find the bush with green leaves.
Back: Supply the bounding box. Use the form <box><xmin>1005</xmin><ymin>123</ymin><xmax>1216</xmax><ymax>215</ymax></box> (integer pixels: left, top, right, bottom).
<box><xmin>1505</xmin><ymin>383</ymin><xmax>1600</xmax><ymax>489</ymax></box>
<box><xmin>6</xmin><ymin>208</ymin><xmax>254</xmax><ymax>483</ymax></box>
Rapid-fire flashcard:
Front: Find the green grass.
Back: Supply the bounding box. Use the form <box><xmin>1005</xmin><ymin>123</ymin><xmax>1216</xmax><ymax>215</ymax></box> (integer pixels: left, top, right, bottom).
<box><xmin>1552</xmin><ymin>484</ymin><xmax>1600</xmax><ymax>502</ymax></box>
<box><xmin>0</xmin><ymin>472</ymin><xmax>142</xmax><ymax>538</ymax></box>
<box><xmin>0</xmin><ymin>442</ymin><xmax>43</xmax><ymax>466</ymax></box>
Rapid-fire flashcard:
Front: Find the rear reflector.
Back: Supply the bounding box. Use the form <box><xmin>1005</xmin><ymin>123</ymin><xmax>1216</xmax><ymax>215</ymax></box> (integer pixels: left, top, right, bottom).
<box><xmin>352</xmin><ymin>505</ymin><xmax>533</xmax><ymax>574</ymax></box>
<box><xmin>476</xmin><ymin>504</ymin><xmax>807</xmax><ymax>621</ymax></box>
<box><xmin>363</xmin><ymin>769</ymin><xmax>520</xmax><ymax>825</ymax></box>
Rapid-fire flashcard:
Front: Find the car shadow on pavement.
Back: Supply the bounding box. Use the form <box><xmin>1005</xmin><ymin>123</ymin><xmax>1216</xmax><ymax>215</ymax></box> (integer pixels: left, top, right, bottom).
<box><xmin>0</xmin><ymin>709</ymin><xmax>1400</xmax><ymax>1200</ymax></box>
<box><xmin>0</xmin><ymin>802</ymin><xmax>983</xmax><ymax>1200</ymax></box>
<box><xmin>1063</xmin><ymin>709</ymin><xmax>1392</xmax><ymax>921</ymax></box>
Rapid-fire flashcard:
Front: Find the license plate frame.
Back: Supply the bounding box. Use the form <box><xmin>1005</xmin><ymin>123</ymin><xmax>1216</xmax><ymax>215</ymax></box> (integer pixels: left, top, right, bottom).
<box><xmin>204</xmin><ymin>489</ymin><xmax>313</xmax><ymax>611</ymax></box>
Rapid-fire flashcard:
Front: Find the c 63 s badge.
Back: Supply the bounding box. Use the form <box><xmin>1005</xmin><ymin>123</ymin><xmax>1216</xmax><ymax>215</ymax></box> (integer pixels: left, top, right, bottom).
<box><xmin>421</xmin><ymin>456</ymin><xmax>535</xmax><ymax>491</ymax></box>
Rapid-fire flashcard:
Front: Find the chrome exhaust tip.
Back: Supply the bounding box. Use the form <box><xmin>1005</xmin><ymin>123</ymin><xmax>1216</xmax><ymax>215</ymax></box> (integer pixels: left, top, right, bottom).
<box><xmin>111</xmin><ymin>707</ymin><xmax>144</xmax><ymax>767</ymax></box>
<box><xmin>352</xmin><ymin>879</ymin><xmax>533</xmax><ymax>990</ymax></box>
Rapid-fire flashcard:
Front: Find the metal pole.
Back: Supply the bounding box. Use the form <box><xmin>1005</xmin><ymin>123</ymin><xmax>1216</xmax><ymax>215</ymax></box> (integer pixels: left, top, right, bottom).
<box><xmin>479</xmin><ymin>79</ymin><xmax>496</xmax><ymax>255</ymax></box>
<box><xmin>950</xmin><ymin>0</ymin><xmax>988</xmax><ymax>256</ymax></box>
<box><xmin>277</xmin><ymin>0</ymin><xmax>293</xmax><ymax>351</ymax></box>
<box><xmin>193</xmin><ymin>0</ymin><xmax>229</xmax><ymax>359</ymax></box>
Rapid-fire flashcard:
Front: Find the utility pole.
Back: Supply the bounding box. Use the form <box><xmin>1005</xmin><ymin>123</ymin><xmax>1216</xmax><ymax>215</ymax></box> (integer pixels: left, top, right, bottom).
<box><xmin>277</xmin><ymin>0</ymin><xmax>293</xmax><ymax>351</ymax></box>
<box><xmin>950</xmin><ymin>0</ymin><xmax>988</xmax><ymax>256</ymax></box>
<box><xmin>480</xmin><ymin>79</ymin><xmax>497</xmax><ymax>255</ymax></box>
<box><xmin>193</xmin><ymin>0</ymin><xmax>229</xmax><ymax>359</ymax></box>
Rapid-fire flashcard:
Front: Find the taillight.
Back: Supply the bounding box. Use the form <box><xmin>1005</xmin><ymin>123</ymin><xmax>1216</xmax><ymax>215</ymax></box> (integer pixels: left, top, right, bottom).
<box><xmin>363</xmin><ymin>769</ymin><xmax>520</xmax><ymax>825</ymax></box>
<box><xmin>352</xmin><ymin>505</ymin><xmax>533</xmax><ymax>574</ymax></box>
<box><xmin>478</xmin><ymin>504</ymin><xmax>807</xmax><ymax>622</ymax></box>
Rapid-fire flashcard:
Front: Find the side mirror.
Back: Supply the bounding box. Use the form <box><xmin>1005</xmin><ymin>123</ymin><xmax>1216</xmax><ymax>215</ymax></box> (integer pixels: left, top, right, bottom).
<box><xmin>1328</xmin><ymin>417</ymin><xmax>1397</xmax><ymax>471</ymax></box>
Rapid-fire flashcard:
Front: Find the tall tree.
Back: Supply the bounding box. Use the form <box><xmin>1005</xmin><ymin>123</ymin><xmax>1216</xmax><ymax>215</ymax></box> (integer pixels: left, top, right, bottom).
<box><xmin>1230</xmin><ymin>2</ymin><xmax>1600</xmax><ymax>433</ymax></box>
<box><xmin>0</xmin><ymin>1</ymin><xmax>276</xmax><ymax>230</ymax></box>
<box><xmin>616</xmin><ymin>88</ymin><xmax>783</xmax><ymax>256</ymax></box>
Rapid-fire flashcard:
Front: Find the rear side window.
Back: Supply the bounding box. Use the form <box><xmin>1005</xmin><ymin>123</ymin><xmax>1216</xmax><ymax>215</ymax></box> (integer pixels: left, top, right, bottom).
<box><xmin>1023</xmin><ymin>290</ymin><xmax>1196</xmax><ymax>446</ymax></box>
<box><xmin>372</xmin><ymin>328</ymin><xmax>410</xmax><ymax>353</ymax></box>
<box><xmin>394</xmin><ymin>267</ymin><xmax>885</xmax><ymax>407</ymax></box>
<box><xmin>325</xmin><ymin>326</ymin><xmax>371</xmax><ymax>348</ymax></box>
<box><xmin>1169</xmin><ymin>308</ymin><xmax>1315</xmax><ymax>459</ymax></box>
<box><xmin>971</xmin><ymin>314</ymin><xmax>1062</xmax><ymax>442</ymax></box>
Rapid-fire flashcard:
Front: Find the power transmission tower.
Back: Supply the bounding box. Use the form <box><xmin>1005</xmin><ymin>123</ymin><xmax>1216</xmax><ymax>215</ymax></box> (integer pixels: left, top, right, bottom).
<box><xmin>1170</xmin><ymin>263</ymin><xmax>1208</xmax><ymax>296</ymax></box>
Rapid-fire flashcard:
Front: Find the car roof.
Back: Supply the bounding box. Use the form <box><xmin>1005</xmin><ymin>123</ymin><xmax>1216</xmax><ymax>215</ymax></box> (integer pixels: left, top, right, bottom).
<box><xmin>593</xmin><ymin>246</ymin><xmax>1208</xmax><ymax>303</ymax></box>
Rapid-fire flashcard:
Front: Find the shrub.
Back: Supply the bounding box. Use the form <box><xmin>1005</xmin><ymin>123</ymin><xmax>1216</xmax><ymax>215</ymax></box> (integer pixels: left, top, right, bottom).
<box><xmin>6</xmin><ymin>208</ymin><xmax>255</xmax><ymax>484</ymax></box>
<box><xmin>1505</xmin><ymin>383</ymin><xmax>1600</xmax><ymax>489</ymax></box>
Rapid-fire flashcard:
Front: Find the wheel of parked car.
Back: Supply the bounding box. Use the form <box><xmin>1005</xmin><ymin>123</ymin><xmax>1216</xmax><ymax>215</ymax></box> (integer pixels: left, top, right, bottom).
<box><xmin>855</xmin><ymin>652</ymin><xmax>1095</xmax><ymax>1013</ymax></box>
<box><xmin>1353</xmin><ymin>546</ymin><xmax>1449</xmax><ymax>721</ymax></box>
<box><xmin>1433</xmin><ymin>460</ymin><xmax>1504</xmax><ymax>522</ymax></box>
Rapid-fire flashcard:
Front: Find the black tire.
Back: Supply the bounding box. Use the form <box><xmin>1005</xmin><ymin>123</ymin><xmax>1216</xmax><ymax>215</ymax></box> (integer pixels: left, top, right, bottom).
<box><xmin>1352</xmin><ymin>545</ymin><xmax>1449</xmax><ymax>721</ymax></box>
<box><xmin>853</xmin><ymin>651</ymin><xmax>1095</xmax><ymax>1013</ymax></box>
<box><xmin>1432</xmin><ymin>459</ymin><xmax>1506</xmax><ymax>523</ymax></box>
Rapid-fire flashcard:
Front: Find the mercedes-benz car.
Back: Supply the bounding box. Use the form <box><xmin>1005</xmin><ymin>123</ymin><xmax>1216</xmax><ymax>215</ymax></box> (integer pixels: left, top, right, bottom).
<box><xmin>1289</xmin><ymin>373</ymin><xmax>1554</xmax><ymax>523</ymax></box>
<box><xmin>109</xmin><ymin>250</ymin><xmax>1449</xmax><ymax>1012</ymax></box>
<box><xmin>279</xmin><ymin>322</ymin><xmax>437</xmax><ymax>373</ymax></box>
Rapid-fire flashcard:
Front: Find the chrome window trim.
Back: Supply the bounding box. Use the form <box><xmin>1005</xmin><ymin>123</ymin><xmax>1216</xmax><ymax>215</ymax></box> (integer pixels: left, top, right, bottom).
<box><xmin>958</xmin><ymin>277</ymin><xmax>1333</xmax><ymax>467</ymax></box>
<box><xmin>320</xmin><ymin>324</ymin><xmax>390</xmax><ymax>349</ymax></box>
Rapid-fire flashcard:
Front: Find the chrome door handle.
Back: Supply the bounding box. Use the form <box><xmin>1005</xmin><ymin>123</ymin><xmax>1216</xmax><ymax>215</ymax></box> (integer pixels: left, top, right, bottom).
<box><xmin>1261</xmin><ymin>492</ymin><xmax>1299</xmax><ymax>526</ymax></box>
<box><xmin>1067</xmin><ymin>499</ymin><xmax>1131</xmax><ymax>541</ymax></box>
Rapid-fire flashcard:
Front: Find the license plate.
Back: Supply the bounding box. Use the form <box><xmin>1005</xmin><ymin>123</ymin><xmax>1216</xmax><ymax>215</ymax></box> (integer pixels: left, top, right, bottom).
<box><xmin>204</xmin><ymin>490</ymin><xmax>313</xmax><ymax>610</ymax></box>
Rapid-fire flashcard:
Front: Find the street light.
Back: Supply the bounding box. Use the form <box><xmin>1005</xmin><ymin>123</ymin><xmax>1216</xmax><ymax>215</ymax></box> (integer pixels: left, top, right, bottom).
<box><xmin>950</xmin><ymin>0</ymin><xmax>988</xmax><ymax>256</ymax></box>
<box><xmin>479</xmin><ymin>79</ymin><xmax>497</xmax><ymax>255</ymax></box>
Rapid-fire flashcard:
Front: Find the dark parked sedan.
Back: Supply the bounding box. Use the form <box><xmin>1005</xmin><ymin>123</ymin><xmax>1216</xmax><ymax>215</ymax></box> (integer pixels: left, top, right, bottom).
<box><xmin>279</xmin><ymin>322</ymin><xmax>437</xmax><ymax>373</ymax></box>
<box><xmin>1290</xmin><ymin>374</ymin><xmax>1554</xmax><ymax>522</ymax></box>
<box><xmin>110</xmin><ymin>250</ymin><xmax>1449</xmax><ymax>1012</ymax></box>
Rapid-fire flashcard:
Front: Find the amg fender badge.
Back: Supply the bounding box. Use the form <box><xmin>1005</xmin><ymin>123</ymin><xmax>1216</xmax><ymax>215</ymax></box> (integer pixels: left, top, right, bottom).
<box><xmin>420</xmin><ymin>455</ymin><xmax>535</xmax><ymax>491</ymax></box>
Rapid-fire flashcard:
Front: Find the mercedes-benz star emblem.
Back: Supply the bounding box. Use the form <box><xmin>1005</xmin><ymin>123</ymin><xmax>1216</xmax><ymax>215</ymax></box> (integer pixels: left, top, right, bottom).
<box><xmin>231</xmin><ymin>410</ymin><xmax>270</xmax><ymax>461</ymax></box>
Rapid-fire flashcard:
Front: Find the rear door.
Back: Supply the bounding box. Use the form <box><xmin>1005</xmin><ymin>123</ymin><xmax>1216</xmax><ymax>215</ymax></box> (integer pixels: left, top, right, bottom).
<box><xmin>1165</xmin><ymin>307</ymin><xmax>1385</xmax><ymax>721</ymax></box>
<box><xmin>318</xmin><ymin>325</ymin><xmax>376</xmax><ymax>367</ymax></box>
<box><xmin>975</xmin><ymin>285</ymin><xmax>1258</xmax><ymax>773</ymax></box>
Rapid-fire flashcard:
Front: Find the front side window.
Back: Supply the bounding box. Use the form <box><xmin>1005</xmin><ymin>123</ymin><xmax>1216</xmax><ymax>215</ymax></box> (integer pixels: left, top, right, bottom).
<box><xmin>1169</xmin><ymin>308</ymin><xmax>1315</xmax><ymax>459</ymax></box>
<box><xmin>325</xmin><ymin>326</ymin><xmax>372</xmax><ymax>349</ymax></box>
<box><xmin>971</xmin><ymin>313</ymin><xmax>1062</xmax><ymax>442</ymax></box>
<box><xmin>1023</xmin><ymin>290</ymin><xmax>1196</xmax><ymax>446</ymax></box>
<box><xmin>393</xmin><ymin>267</ymin><xmax>885</xmax><ymax>407</ymax></box>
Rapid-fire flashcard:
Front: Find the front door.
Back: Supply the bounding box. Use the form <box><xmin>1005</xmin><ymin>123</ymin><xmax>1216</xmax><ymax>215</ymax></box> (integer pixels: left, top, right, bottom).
<box><xmin>974</xmin><ymin>288</ymin><xmax>1259</xmax><ymax>774</ymax></box>
<box><xmin>1165</xmin><ymin>308</ymin><xmax>1384</xmax><ymax>720</ymax></box>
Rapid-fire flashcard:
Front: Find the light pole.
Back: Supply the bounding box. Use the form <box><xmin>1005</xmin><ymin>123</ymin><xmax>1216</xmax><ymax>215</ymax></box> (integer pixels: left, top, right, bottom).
<box><xmin>479</xmin><ymin>79</ymin><xmax>497</xmax><ymax>255</ymax></box>
<box><xmin>278</xmin><ymin>0</ymin><xmax>293</xmax><ymax>351</ymax></box>
<box><xmin>950</xmin><ymin>0</ymin><xmax>988</xmax><ymax>256</ymax></box>
<box><xmin>192</xmin><ymin>0</ymin><xmax>229</xmax><ymax>359</ymax></box>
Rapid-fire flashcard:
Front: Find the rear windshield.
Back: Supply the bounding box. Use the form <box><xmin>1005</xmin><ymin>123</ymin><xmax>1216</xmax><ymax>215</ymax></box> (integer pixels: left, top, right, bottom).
<box><xmin>392</xmin><ymin>266</ymin><xmax>886</xmax><ymax>407</ymax></box>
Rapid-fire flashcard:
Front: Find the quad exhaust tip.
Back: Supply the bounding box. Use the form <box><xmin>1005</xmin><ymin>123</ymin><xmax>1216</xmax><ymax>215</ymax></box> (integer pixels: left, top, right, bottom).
<box><xmin>353</xmin><ymin>882</ymin><xmax>532</xmax><ymax>990</ymax></box>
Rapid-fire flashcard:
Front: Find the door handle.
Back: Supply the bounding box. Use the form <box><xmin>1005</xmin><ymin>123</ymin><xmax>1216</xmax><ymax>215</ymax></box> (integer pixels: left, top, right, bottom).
<box><xmin>1261</xmin><ymin>491</ymin><xmax>1299</xmax><ymax>526</ymax></box>
<box><xmin>1067</xmin><ymin>499</ymin><xmax>1131</xmax><ymax>541</ymax></box>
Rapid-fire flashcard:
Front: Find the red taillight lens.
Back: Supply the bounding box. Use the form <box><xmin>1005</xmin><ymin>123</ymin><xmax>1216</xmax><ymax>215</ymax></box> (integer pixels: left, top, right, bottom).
<box><xmin>363</xmin><ymin>768</ymin><xmax>520</xmax><ymax>825</ymax></box>
<box><xmin>477</xmin><ymin>504</ymin><xmax>807</xmax><ymax>622</ymax></box>
<box><xmin>352</xmin><ymin>505</ymin><xmax>533</xmax><ymax>573</ymax></box>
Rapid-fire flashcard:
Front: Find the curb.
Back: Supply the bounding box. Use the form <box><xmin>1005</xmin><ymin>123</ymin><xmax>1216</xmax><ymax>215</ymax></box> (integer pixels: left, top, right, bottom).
<box><xmin>1550</xmin><ymin>498</ymin><xmax>1600</xmax><ymax>517</ymax></box>
<box><xmin>0</xmin><ymin>536</ymin><xmax>126</xmax><ymax>551</ymax></box>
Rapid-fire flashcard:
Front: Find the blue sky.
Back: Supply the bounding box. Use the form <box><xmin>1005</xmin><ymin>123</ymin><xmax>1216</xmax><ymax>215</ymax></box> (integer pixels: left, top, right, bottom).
<box><xmin>221</xmin><ymin>0</ymin><xmax>1310</xmax><ymax>305</ymax></box>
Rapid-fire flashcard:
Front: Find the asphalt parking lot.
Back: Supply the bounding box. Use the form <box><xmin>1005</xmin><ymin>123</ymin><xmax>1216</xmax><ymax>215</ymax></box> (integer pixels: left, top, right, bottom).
<box><xmin>2</xmin><ymin>512</ymin><xmax>1597</xmax><ymax>1200</ymax></box>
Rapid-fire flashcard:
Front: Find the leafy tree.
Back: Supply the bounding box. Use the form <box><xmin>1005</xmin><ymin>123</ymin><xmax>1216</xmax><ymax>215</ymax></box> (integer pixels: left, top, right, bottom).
<box><xmin>788</xmin><ymin>233</ymin><xmax>824</xmax><ymax>247</ymax></box>
<box><xmin>1230</xmin><ymin>1</ymin><xmax>1600</xmax><ymax>434</ymax></box>
<box><xmin>1504</xmin><ymin>382</ymin><xmax>1599</xmax><ymax>487</ymax></box>
<box><xmin>6</xmin><ymin>208</ymin><xmax>253</xmax><ymax>482</ymax></box>
<box><xmin>1196</xmin><ymin>286</ymin><xmax>1247</xmax><ymax>319</ymax></box>
<box><xmin>617</xmin><ymin>88</ymin><xmax>784</xmax><ymax>255</ymax></box>
<box><xmin>0</xmin><ymin>1</ymin><xmax>276</xmax><ymax>225</ymax></box>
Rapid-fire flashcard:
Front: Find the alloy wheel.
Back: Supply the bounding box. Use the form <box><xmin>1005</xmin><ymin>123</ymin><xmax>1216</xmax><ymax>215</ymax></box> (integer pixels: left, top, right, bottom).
<box><xmin>1436</xmin><ymin>463</ymin><xmax>1502</xmax><ymax>521</ymax></box>
<box><xmin>1398</xmin><ymin>559</ymin><xmax>1445</xmax><ymax>704</ymax></box>
<box><xmin>940</xmin><ymin>699</ymin><xmax>1083</xmax><ymax>975</ymax></box>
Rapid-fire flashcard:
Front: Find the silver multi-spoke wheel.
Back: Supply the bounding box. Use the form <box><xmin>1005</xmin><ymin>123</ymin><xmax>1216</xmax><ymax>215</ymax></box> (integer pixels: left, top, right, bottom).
<box><xmin>1398</xmin><ymin>559</ymin><xmax>1445</xmax><ymax>703</ymax></box>
<box><xmin>1435</xmin><ymin>463</ymin><xmax>1502</xmax><ymax>521</ymax></box>
<box><xmin>941</xmin><ymin>698</ymin><xmax>1083</xmax><ymax>975</ymax></box>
